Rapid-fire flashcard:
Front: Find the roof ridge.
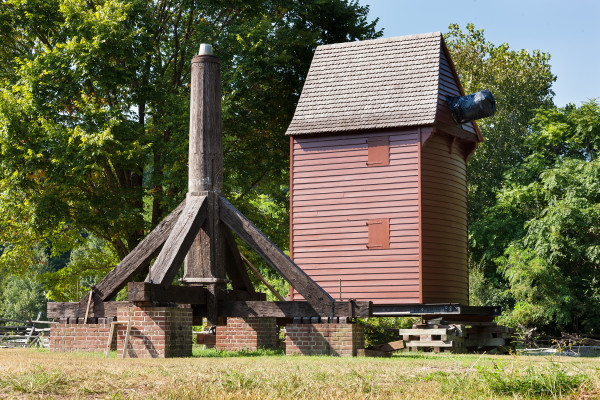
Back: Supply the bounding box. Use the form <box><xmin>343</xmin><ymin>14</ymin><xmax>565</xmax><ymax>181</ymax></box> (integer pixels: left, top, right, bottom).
<box><xmin>316</xmin><ymin>32</ymin><xmax>442</xmax><ymax>51</ymax></box>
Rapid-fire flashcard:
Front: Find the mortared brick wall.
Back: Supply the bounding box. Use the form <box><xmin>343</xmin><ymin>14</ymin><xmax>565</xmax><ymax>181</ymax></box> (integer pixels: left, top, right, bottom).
<box><xmin>285</xmin><ymin>322</ymin><xmax>364</xmax><ymax>357</ymax></box>
<box><xmin>216</xmin><ymin>317</ymin><xmax>277</xmax><ymax>351</ymax></box>
<box><xmin>50</xmin><ymin>321</ymin><xmax>116</xmax><ymax>352</ymax></box>
<box><xmin>116</xmin><ymin>306</ymin><xmax>192</xmax><ymax>358</ymax></box>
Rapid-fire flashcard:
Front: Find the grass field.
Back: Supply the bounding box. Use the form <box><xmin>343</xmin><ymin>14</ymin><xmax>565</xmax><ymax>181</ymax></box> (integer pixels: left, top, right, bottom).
<box><xmin>0</xmin><ymin>348</ymin><xmax>598</xmax><ymax>399</ymax></box>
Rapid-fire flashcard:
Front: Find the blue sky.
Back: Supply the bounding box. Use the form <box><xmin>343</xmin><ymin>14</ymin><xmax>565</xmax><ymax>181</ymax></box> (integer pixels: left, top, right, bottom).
<box><xmin>360</xmin><ymin>0</ymin><xmax>600</xmax><ymax>107</ymax></box>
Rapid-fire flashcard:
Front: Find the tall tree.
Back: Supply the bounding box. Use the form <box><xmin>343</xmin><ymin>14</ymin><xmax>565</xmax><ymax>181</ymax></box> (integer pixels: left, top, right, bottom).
<box><xmin>0</xmin><ymin>0</ymin><xmax>381</xmax><ymax>288</ymax></box>
<box><xmin>470</xmin><ymin>101</ymin><xmax>600</xmax><ymax>333</ymax></box>
<box><xmin>444</xmin><ymin>23</ymin><xmax>556</xmax><ymax>222</ymax></box>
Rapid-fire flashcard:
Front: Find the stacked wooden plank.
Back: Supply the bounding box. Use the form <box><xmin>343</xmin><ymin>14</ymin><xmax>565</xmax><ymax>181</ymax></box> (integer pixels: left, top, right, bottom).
<box><xmin>399</xmin><ymin>320</ymin><xmax>514</xmax><ymax>353</ymax></box>
<box><xmin>400</xmin><ymin>325</ymin><xmax>466</xmax><ymax>353</ymax></box>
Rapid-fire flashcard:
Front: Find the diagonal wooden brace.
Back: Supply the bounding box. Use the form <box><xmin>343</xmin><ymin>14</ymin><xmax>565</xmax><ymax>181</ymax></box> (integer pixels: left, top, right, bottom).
<box><xmin>147</xmin><ymin>195</ymin><xmax>208</xmax><ymax>287</ymax></box>
<box><xmin>78</xmin><ymin>199</ymin><xmax>188</xmax><ymax>314</ymax></box>
<box><xmin>219</xmin><ymin>196</ymin><xmax>334</xmax><ymax>308</ymax></box>
<box><xmin>222</xmin><ymin>226</ymin><xmax>255</xmax><ymax>292</ymax></box>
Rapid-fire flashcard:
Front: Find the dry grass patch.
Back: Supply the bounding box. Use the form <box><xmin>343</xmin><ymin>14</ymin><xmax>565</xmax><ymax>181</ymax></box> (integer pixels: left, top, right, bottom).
<box><xmin>0</xmin><ymin>348</ymin><xmax>597</xmax><ymax>399</ymax></box>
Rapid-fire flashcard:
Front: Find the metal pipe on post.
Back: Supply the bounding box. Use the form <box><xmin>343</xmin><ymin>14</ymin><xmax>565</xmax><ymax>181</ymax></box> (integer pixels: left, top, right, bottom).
<box><xmin>183</xmin><ymin>44</ymin><xmax>226</xmax><ymax>326</ymax></box>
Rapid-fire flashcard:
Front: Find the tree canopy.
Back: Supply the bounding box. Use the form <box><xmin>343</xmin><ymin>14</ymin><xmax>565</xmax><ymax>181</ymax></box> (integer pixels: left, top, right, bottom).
<box><xmin>444</xmin><ymin>23</ymin><xmax>556</xmax><ymax>221</ymax></box>
<box><xmin>0</xmin><ymin>0</ymin><xmax>381</xmax><ymax>302</ymax></box>
<box><xmin>470</xmin><ymin>101</ymin><xmax>600</xmax><ymax>333</ymax></box>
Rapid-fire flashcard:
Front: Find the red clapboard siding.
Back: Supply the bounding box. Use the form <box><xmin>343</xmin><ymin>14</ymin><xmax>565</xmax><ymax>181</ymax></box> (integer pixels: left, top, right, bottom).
<box><xmin>420</xmin><ymin>134</ymin><xmax>469</xmax><ymax>304</ymax></box>
<box><xmin>291</xmin><ymin>129</ymin><xmax>420</xmax><ymax>303</ymax></box>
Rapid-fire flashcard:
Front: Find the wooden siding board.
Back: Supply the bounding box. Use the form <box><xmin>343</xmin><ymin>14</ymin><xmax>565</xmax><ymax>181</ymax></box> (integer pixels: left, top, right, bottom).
<box><xmin>293</xmin><ymin>144</ymin><xmax>416</xmax><ymax>162</ymax></box>
<box><xmin>294</xmin><ymin>160</ymin><xmax>418</xmax><ymax>176</ymax></box>
<box><xmin>293</xmin><ymin>206</ymin><xmax>419</xmax><ymax>219</ymax></box>
<box><xmin>293</xmin><ymin>254</ymin><xmax>420</xmax><ymax>264</ymax></box>
<box><xmin>421</xmin><ymin>134</ymin><xmax>468</xmax><ymax>304</ymax></box>
<box><xmin>299</xmin><ymin>262</ymin><xmax>419</xmax><ymax>271</ymax></box>
<box><xmin>294</xmin><ymin>192</ymin><xmax>418</xmax><ymax>205</ymax></box>
<box><xmin>293</xmin><ymin>169</ymin><xmax>418</xmax><ymax>185</ymax></box>
<box><xmin>292</xmin><ymin>212</ymin><xmax>419</xmax><ymax>225</ymax></box>
<box><xmin>315</xmin><ymin>273</ymin><xmax>420</xmax><ymax>281</ymax></box>
<box><xmin>292</xmin><ymin>132</ymin><xmax>421</xmax><ymax>302</ymax></box>
<box><xmin>292</xmin><ymin>248</ymin><xmax>419</xmax><ymax>256</ymax></box>
<box><xmin>293</xmin><ymin>175</ymin><xmax>418</xmax><ymax>189</ymax></box>
<box><xmin>293</xmin><ymin>155</ymin><xmax>416</xmax><ymax>172</ymax></box>
<box><xmin>294</xmin><ymin>199</ymin><xmax>421</xmax><ymax>213</ymax></box>
<box><xmin>293</xmin><ymin>184</ymin><xmax>419</xmax><ymax>197</ymax></box>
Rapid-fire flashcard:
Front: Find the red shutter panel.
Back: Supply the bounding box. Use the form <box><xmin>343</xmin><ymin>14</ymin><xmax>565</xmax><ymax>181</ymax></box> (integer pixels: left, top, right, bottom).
<box><xmin>367</xmin><ymin>218</ymin><xmax>390</xmax><ymax>249</ymax></box>
<box><xmin>367</xmin><ymin>136</ymin><xmax>389</xmax><ymax>166</ymax></box>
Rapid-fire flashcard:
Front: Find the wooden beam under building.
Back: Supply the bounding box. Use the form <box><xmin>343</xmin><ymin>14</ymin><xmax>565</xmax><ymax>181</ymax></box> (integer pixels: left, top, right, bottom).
<box><xmin>216</xmin><ymin>300</ymin><xmax>372</xmax><ymax>319</ymax></box>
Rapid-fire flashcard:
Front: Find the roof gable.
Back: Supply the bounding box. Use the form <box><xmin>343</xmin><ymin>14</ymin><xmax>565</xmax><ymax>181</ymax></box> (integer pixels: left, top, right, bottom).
<box><xmin>286</xmin><ymin>32</ymin><xmax>480</xmax><ymax>141</ymax></box>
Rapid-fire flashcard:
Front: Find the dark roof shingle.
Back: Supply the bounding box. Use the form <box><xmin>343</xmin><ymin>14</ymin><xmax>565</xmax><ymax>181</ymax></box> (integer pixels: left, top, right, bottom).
<box><xmin>286</xmin><ymin>32</ymin><xmax>444</xmax><ymax>136</ymax></box>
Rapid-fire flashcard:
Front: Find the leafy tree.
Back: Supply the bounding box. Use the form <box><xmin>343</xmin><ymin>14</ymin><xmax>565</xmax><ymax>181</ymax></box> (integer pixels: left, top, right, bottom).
<box><xmin>444</xmin><ymin>24</ymin><xmax>556</xmax><ymax>221</ymax></box>
<box><xmin>0</xmin><ymin>0</ymin><xmax>381</xmax><ymax>290</ymax></box>
<box><xmin>0</xmin><ymin>247</ymin><xmax>49</xmax><ymax>321</ymax></box>
<box><xmin>470</xmin><ymin>101</ymin><xmax>600</xmax><ymax>333</ymax></box>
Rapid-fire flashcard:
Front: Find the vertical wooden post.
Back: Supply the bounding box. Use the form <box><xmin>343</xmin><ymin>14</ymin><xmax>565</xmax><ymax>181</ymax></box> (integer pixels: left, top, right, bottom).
<box><xmin>183</xmin><ymin>44</ymin><xmax>226</xmax><ymax>325</ymax></box>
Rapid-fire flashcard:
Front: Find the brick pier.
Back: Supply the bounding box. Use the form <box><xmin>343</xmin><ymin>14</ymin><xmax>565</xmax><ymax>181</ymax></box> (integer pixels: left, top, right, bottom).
<box><xmin>116</xmin><ymin>306</ymin><xmax>192</xmax><ymax>358</ymax></box>
<box><xmin>216</xmin><ymin>317</ymin><xmax>278</xmax><ymax>351</ymax></box>
<box><xmin>285</xmin><ymin>322</ymin><xmax>364</xmax><ymax>356</ymax></box>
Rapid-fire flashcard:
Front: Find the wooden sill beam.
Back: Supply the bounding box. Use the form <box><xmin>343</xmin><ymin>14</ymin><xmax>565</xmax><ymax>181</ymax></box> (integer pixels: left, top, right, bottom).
<box><xmin>216</xmin><ymin>300</ymin><xmax>372</xmax><ymax>319</ymax></box>
<box><xmin>127</xmin><ymin>282</ymin><xmax>207</xmax><ymax>305</ymax></box>
<box><xmin>48</xmin><ymin>301</ymin><xmax>132</xmax><ymax>320</ymax></box>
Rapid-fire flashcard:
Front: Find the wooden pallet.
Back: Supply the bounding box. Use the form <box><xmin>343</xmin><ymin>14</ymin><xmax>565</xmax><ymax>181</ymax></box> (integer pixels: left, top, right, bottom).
<box><xmin>400</xmin><ymin>327</ymin><xmax>466</xmax><ymax>353</ymax></box>
<box><xmin>399</xmin><ymin>320</ymin><xmax>514</xmax><ymax>353</ymax></box>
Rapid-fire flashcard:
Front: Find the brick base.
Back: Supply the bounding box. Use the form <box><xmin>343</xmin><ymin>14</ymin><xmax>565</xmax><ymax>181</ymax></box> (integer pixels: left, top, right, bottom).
<box><xmin>50</xmin><ymin>322</ymin><xmax>116</xmax><ymax>352</ymax></box>
<box><xmin>116</xmin><ymin>306</ymin><xmax>192</xmax><ymax>358</ymax></box>
<box><xmin>216</xmin><ymin>317</ymin><xmax>277</xmax><ymax>351</ymax></box>
<box><xmin>286</xmin><ymin>323</ymin><xmax>364</xmax><ymax>357</ymax></box>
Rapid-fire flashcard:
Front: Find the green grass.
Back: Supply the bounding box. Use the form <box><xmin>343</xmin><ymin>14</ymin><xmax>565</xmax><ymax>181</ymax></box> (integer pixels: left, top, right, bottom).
<box><xmin>0</xmin><ymin>348</ymin><xmax>598</xmax><ymax>399</ymax></box>
<box><xmin>477</xmin><ymin>358</ymin><xmax>590</xmax><ymax>398</ymax></box>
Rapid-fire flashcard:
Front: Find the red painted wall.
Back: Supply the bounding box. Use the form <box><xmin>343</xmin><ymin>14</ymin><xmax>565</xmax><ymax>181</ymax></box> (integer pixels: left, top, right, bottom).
<box><xmin>291</xmin><ymin>129</ymin><xmax>420</xmax><ymax>303</ymax></box>
<box><xmin>421</xmin><ymin>134</ymin><xmax>469</xmax><ymax>304</ymax></box>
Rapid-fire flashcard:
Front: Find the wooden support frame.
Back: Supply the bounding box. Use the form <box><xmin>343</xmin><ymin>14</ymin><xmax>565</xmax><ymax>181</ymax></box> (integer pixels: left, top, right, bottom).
<box><xmin>48</xmin><ymin>301</ymin><xmax>132</xmax><ymax>320</ymax></box>
<box><xmin>146</xmin><ymin>195</ymin><xmax>207</xmax><ymax>286</ymax></box>
<box><xmin>222</xmin><ymin>226</ymin><xmax>255</xmax><ymax>292</ymax></box>
<box><xmin>216</xmin><ymin>300</ymin><xmax>372</xmax><ymax>318</ymax></box>
<box><xmin>128</xmin><ymin>282</ymin><xmax>207</xmax><ymax>305</ymax></box>
<box><xmin>51</xmin><ymin>48</ymin><xmax>346</xmax><ymax>327</ymax></box>
<box><xmin>219</xmin><ymin>196</ymin><xmax>334</xmax><ymax>308</ymax></box>
<box><xmin>79</xmin><ymin>199</ymin><xmax>187</xmax><ymax>314</ymax></box>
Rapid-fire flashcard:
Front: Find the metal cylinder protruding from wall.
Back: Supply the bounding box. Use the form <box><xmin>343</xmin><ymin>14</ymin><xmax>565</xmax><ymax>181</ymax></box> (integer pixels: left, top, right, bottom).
<box><xmin>446</xmin><ymin>90</ymin><xmax>496</xmax><ymax>124</ymax></box>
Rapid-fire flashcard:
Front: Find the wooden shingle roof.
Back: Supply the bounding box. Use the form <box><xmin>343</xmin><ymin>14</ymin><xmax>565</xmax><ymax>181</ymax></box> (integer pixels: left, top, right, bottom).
<box><xmin>286</xmin><ymin>32</ymin><xmax>475</xmax><ymax>137</ymax></box>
